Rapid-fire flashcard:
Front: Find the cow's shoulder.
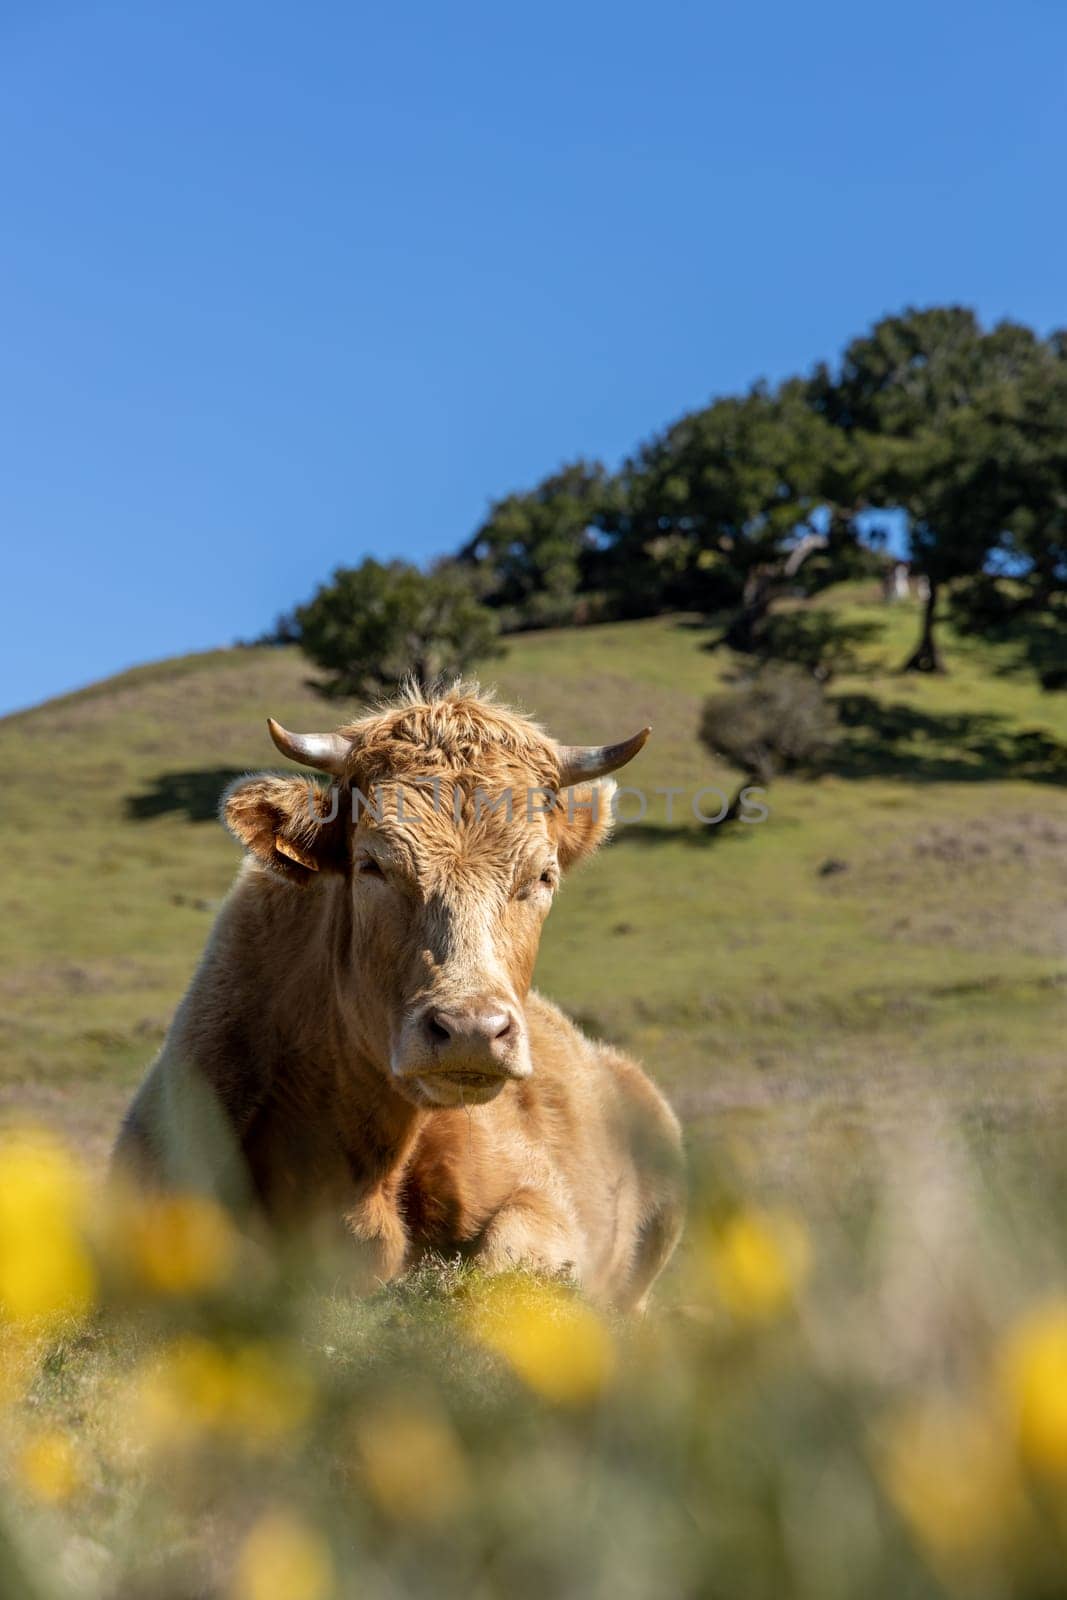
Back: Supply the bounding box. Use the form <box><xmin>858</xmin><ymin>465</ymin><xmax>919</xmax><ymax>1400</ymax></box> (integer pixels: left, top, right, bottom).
<box><xmin>524</xmin><ymin>989</ymin><xmax>598</xmax><ymax>1053</ymax></box>
<box><xmin>525</xmin><ymin>990</ymin><xmax>682</xmax><ymax>1153</ymax></box>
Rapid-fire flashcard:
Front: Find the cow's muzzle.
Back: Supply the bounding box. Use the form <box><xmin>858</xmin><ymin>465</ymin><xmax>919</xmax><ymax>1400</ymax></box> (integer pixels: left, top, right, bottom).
<box><xmin>392</xmin><ymin>999</ymin><xmax>532</xmax><ymax>1106</ymax></box>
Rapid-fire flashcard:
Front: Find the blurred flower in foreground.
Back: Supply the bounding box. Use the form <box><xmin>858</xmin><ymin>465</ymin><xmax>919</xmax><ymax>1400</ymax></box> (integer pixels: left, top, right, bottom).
<box><xmin>16</xmin><ymin>1427</ymin><xmax>82</xmax><ymax>1504</ymax></box>
<box><xmin>354</xmin><ymin>1395</ymin><xmax>468</xmax><ymax>1521</ymax></box>
<box><xmin>132</xmin><ymin>1336</ymin><xmax>314</xmax><ymax>1453</ymax></box>
<box><xmin>463</xmin><ymin>1276</ymin><xmax>615</xmax><ymax>1404</ymax></box>
<box><xmin>231</xmin><ymin>1509</ymin><xmax>333</xmax><ymax>1600</ymax></box>
<box><xmin>115</xmin><ymin>1190</ymin><xmax>237</xmax><ymax>1296</ymax></box>
<box><xmin>696</xmin><ymin>1208</ymin><xmax>810</xmax><ymax>1322</ymax></box>
<box><xmin>1001</xmin><ymin>1299</ymin><xmax>1067</xmax><ymax>1477</ymax></box>
<box><xmin>0</xmin><ymin>1129</ymin><xmax>95</xmax><ymax>1325</ymax></box>
<box><xmin>879</xmin><ymin>1397</ymin><xmax>1023</xmax><ymax>1570</ymax></box>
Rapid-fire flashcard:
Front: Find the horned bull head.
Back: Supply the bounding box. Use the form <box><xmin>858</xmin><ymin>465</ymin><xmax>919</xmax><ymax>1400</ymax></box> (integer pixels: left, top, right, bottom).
<box><xmin>225</xmin><ymin>696</ymin><xmax>651</xmax><ymax>1108</ymax></box>
<box><xmin>265</xmin><ymin>717</ymin><xmax>651</xmax><ymax>787</ymax></box>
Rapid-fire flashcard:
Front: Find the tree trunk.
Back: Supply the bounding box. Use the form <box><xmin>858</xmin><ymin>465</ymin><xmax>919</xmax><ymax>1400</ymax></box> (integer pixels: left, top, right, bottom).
<box><xmin>724</xmin><ymin>531</ymin><xmax>830</xmax><ymax>652</ymax></box>
<box><xmin>901</xmin><ymin>578</ymin><xmax>944</xmax><ymax>672</ymax></box>
<box><xmin>716</xmin><ymin>764</ymin><xmax>774</xmax><ymax>827</ymax></box>
<box><xmin>721</xmin><ymin>780</ymin><xmax>750</xmax><ymax>825</ymax></box>
<box><xmin>724</xmin><ymin>591</ymin><xmax>768</xmax><ymax>652</ymax></box>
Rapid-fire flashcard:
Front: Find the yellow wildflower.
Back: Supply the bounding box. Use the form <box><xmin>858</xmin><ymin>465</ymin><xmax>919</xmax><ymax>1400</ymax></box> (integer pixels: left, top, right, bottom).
<box><xmin>464</xmin><ymin>1276</ymin><xmax>616</xmax><ymax>1404</ymax></box>
<box><xmin>119</xmin><ymin>1191</ymin><xmax>237</xmax><ymax>1296</ymax></box>
<box><xmin>1000</xmin><ymin>1299</ymin><xmax>1067</xmax><ymax>1476</ymax></box>
<box><xmin>132</xmin><ymin>1336</ymin><xmax>314</xmax><ymax>1453</ymax></box>
<box><xmin>879</xmin><ymin>1397</ymin><xmax>1022</xmax><ymax>1568</ymax></box>
<box><xmin>700</xmin><ymin>1208</ymin><xmax>810</xmax><ymax>1321</ymax></box>
<box><xmin>231</xmin><ymin>1510</ymin><xmax>333</xmax><ymax>1600</ymax></box>
<box><xmin>0</xmin><ymin>1129</ymin><xmax>95</xmax><ymax>1325</ymax></box>
<box><xmin>354</xmin><ymin>1396</ymin><xmax>468</xmax><ymax>1520</ymax></box>
<box><xmin>16</xmin><ymin>1427</ymin><xmax>82</xmax><ymax>1504</ymax></box>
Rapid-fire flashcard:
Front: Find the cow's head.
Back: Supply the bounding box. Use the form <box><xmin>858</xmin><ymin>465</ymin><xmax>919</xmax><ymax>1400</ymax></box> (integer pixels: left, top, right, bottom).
<box><xmin>223</xmin><ymin>688</ymin><xmax>649</xmax><ymax>1109</ymax></box>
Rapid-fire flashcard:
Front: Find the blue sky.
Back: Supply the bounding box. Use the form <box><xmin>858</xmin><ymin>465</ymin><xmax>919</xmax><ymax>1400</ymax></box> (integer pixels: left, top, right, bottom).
<box><xmin>3</xmin><ymin>1</ymin><xmax>1066</xmax><ymax>714</ymax></box>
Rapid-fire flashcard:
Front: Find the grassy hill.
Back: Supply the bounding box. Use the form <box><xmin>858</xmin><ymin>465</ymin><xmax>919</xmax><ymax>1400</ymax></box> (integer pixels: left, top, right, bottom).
<box><xmin>1</xmin><ymin>586</ymin><xmax>1066</xmax><ymax>1600</ymax></box>
<box><xmin>1</xmin><ymin>584</ymin><xmax>1064</xmax><ymax>1199</ymax></box>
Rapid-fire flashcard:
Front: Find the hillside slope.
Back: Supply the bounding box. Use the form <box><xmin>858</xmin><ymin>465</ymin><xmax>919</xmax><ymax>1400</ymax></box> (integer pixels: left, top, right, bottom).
<box><xmin>1</xmin><ymin>587</ymin><xmax>1064</xmax><ymax>1191</ymax></box>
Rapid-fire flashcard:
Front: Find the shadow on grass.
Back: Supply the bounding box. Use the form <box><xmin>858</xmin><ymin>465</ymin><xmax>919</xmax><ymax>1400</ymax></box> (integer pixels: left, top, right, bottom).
<box><xmin>612</xmin><ymin>697</ymin><xmax>1065</xmax><ymax>853</ymax></box>
<box><xmin>125</xmin><ymin>767</ymin><xmax>246</xmax><ymax>823</ymax></box>
<box><xmin>610</xmin><ymin>820</ymin><xmax>759</xmax><ymax>849</ymax></box>
<box><xmin>123</xmin><ymin>690</ymin><xmax>1066</xmax><ymax>837</ymax></box>
<box><xmin>827</xmin><ymin>695</ymin><xmax>1067</xmax><ymax>785</ymax></box>
<box><xmin>943</xmin><ymin>584</ymin><xmax>1067</xmax><ymax>686</ymax></box>
<box><xmin>676</xmin><ymin>612</ymin><xmax>886</xmax><ymax>676</ymax></box>
<box><xmin>979</xmin><ymin>608</ymin><xmax>1067</xmax><ymax>688</ymax></box>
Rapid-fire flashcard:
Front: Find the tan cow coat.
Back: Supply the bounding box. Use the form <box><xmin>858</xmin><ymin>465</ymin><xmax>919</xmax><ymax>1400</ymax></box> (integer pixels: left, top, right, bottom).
<box><xmin>115</xmin><ymin>686</ymin><xmax>684</xmax><ymax>1309</ymax></box>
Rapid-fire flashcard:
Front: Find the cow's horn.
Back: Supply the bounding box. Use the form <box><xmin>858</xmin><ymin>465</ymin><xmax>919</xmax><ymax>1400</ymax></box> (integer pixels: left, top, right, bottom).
<box><xmin>556</xmin><ymin>726</ymin><xmax>652</xmax><ymax>787</ymax></box>
<box><xmin>267</xmin><ymin>718</ymin><xmax>353</xmax><ymax>775</ymax></box>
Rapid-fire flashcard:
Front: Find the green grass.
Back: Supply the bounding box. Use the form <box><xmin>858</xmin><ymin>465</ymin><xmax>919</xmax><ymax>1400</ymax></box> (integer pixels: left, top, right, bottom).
<box><xmin>1</xmin><ymin>589</ymin><xmax>1066</xmax><ymax>1599</ymax></box>
<box><xmin>1</xmin><ymin>585</ymin><xmax>1064</xmax><ymax>1187</ymax></box>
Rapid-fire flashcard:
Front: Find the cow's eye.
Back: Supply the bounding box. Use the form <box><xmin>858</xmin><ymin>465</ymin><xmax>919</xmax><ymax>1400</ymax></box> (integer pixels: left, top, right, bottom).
<box><xmin>514</xmin><ymin>869</ymin><xmax>555</xmax><ymax>901</ymax></box>
<box><xmin>358</xmin><ymin>858</ymin><xmax>384</xmax><ymax>879</ymax></box>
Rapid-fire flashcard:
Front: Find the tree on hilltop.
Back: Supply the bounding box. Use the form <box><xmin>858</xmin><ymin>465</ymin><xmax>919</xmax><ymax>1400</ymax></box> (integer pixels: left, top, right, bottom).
<box><xmin>603</xmin><ymin>380</ymin><xmax>865</xmax><ymax>647</ymax></box>
<box><xmin>813</xmin><ymin>307</ymin><xmax>1042</xmax><ymax>671</ymax></box>
<box><xmin>458</xmin><ymin>461</ymin><xmax>610</xmax><ymax>630</ymax></box>
<box><xmin>294</xmin><ymin>558</ymin><xmax>500</xmax><ymax>701</ymax></box>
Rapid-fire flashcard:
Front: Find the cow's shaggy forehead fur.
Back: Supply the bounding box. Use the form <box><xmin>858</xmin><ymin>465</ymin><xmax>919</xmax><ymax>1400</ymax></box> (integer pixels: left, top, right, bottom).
<box><xmin>317</xmin><ymin>683</ymin><xmax>601</xmax><ymax>893</ymax></box>
<box><xmin>336</xmin><ymin>681</ymin><xmax>562</xmax><ymax>790</ymax></box>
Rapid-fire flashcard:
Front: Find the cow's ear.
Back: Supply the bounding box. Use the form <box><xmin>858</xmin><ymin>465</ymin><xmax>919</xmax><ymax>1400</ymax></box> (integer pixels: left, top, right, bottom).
<box><xmin>222</xmin><ymin>775</ymin><xmax>348</xmax><ymax>884</ymax></box>
<box><xmin>554</xmin><ymin>779</ymin><xmax>617</xmax><ymax>872</ymax></box>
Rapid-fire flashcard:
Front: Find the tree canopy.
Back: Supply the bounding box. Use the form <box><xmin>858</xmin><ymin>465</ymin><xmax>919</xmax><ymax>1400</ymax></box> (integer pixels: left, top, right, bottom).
<box><xmin>294</xmin><ymin>558</ymin><xmax>500</xmax><ymax>700</ymax></box>
<box><xmin>283</xmin><ymin>305</ymin><xmax>1067</xmax><ymax>690</ymax></box>
<box><xmin>811</xmin><ymin>308</ymin><xmax>1058</xmax><ymax>668</ymax></box>
<box><xmin>457</xmin><ymin>461</ymin><xmax>610</xmax><ymax>630</ymax></box>
<box><xmin>460</xmin><ymin>305</ymin><xmax>1066</xmax><ymax>675</ymax></box>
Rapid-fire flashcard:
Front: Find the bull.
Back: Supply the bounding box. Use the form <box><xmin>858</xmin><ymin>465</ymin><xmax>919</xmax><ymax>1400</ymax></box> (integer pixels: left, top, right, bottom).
<box><xmin>114</xmin><ymin>685</ymin><xmax>684</xmax><ymax>1310</ymax></box>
